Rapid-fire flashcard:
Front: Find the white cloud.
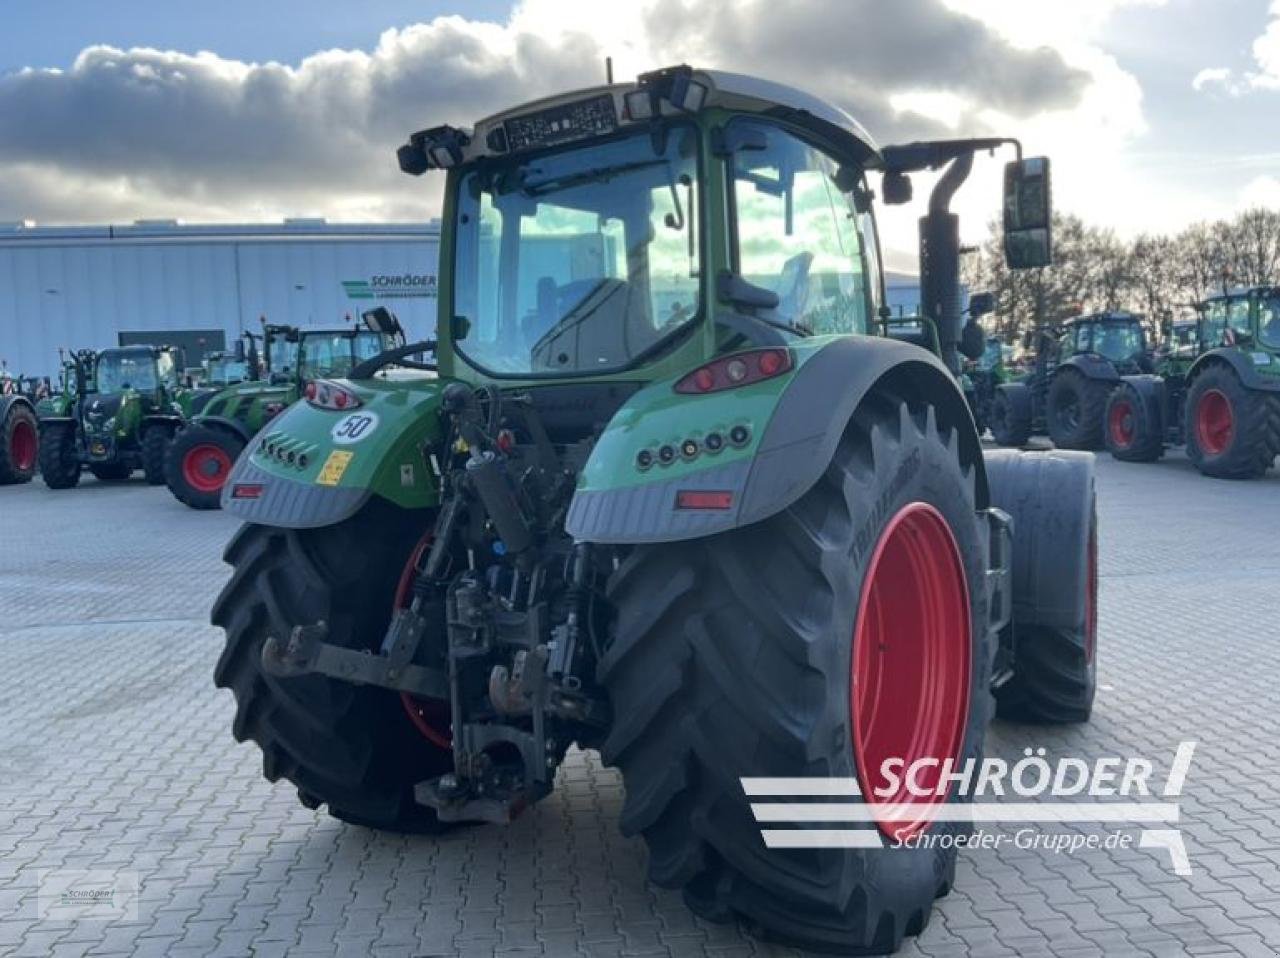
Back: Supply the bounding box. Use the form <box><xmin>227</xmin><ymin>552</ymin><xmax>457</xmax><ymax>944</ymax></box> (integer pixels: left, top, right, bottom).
<box><xmin>1251</xmin><ymin>0</ymin><xmax>1280</xmax><ymax>88</ymax></box>
<box><xmin>1192</xmin><ymin>66</ymin><xmax>1238</xmax><ymax>93</ymax></box>
<box><xmin>1240</xmin><ymin>174</ymin><xmax>1280</xmax><ymax>210</ymax></box>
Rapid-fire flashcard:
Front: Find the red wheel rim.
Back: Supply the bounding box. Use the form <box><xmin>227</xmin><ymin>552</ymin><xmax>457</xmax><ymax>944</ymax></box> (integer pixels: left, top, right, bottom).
<box><xmin>181</xmin><ymin>444</ymin><xmax>233</xmax><ymax>493</ymax></box>
<box><xmin>1108</xmin><ymin>400</ymin><xmax>1134</xmax><ymax>449</ymax></box>
<box><xmin>395</xmin><ymin>533</ymin><xmax>452</xmax><ymax>750</ymax></box>
<box><xmin>851</xmin><ymin>502</ymin><xmax>971</xmax><ymax>842</ymax></box>
<box><xmin>9</xmin><ymin>419</ymin><xmax>36</xmax><ymax>472</ymax></box>
<box><xmin>1195</xmin><ymin>389</ymin><xmax>1233</xmax><ymax>455</ymax></box>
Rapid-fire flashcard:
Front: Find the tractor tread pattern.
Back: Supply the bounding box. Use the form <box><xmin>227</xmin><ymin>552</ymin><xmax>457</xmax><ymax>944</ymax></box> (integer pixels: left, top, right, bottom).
<box><xmin>38</xmin><ymin>422</ymin><xmax>81</xmax><ymax>489</ymax></box>
<box><xmin>1048</xmin><ymin>372</ymin><xmax>1109</xmax><ymax>450</ymax></box>
<box><xmin>1185</xmin><ymin>366</ymin><xmax>1276</xmax><ymax>480</ymax></box>
<box><xmin>211</xmin><ymin>511</ymin><xmax>449</xmax><ymax>833</ymax></box>
<box><xmin>601</xmin><ymin>396</ymin><xmax>993</xmax><ymax>954</ymax></box>
<box><xmin>0</xmin><ymin>401</ymin><xmax>38</xmax><ymax>485</ymax></box>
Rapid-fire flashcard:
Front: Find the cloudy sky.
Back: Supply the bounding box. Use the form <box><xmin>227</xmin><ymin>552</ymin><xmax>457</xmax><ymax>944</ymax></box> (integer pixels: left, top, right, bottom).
<box><xmin>2</xmin><ymin>0</ymin><xmax>1278</xmax><ymax>268</ymax></box>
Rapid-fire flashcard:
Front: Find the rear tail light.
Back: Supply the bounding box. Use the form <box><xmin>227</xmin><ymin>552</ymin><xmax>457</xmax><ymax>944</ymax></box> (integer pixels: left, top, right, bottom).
<box><xmin>674</xmin><ymin>349</ymin><xmax>792</xmax><ymax>394</ymax></box>
<box><xmin>675</xmin><ymin>490</ymin><xmax>734</xmax><ymax>510</ymax></box>
<box><xmin>305</xmin><ymin>380</ymin><xmax>362</xmax><ymax>411</ymax></box>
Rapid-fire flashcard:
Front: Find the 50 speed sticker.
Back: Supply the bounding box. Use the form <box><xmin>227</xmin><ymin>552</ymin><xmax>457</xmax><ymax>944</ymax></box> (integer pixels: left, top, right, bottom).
<box><xmin>331</xmin><ymin>411</ymin><xmax>380</xmax><ymax>445</ymax></box>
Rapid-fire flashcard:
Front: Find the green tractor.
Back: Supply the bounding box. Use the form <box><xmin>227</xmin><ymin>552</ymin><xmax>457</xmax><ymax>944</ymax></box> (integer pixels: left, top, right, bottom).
<box><xmin>39</xmin><ymin>344</ymin><xmax>187</xmax><ymax>488</ymax></box>
<box><xmin>1105</xmin><ymin>286</ymin><xmax>1280</xmax><ymax>478</ymax></box>
<box><xmin>989</xmin><ymin>310</ymin><xmax>1151</xmax><ymax>449</ymax></box>
<box><xmin>0</xmin><ymin>365</ymin><xmax>40</xmax><ymax>485</ymax></box>
<box><xmin>963</xmin><ymin>326</ymin><xmax>1013</xmax><ymax>436</ymax></box>
<box><xmin>210</xmin><ymin>68</ymin><xmax>1098</xmax><ymax>954</ymax></box>
<box><xmin>165</xmin><ymin>317</ymin><xmax>400</xmax><ymax>509</ymax></box>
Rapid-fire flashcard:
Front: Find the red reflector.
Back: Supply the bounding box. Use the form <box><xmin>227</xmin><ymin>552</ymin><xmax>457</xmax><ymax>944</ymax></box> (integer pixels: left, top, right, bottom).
<box><xmin>675</xmin><ymin>490</ymin><xmax>734</xmax><ymax>511</ymax></box>
<box><xmin>231</xmin><ymin>483</ymin><xmax>265</xmax><ymax>500</ymax></box>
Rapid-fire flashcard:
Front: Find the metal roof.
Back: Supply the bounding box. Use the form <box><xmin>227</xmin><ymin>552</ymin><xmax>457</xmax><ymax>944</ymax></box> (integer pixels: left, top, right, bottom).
<box><xmin>0</xmin><ymin>220</ymin><xmax>441</xmax><ymax>247</ymax></box>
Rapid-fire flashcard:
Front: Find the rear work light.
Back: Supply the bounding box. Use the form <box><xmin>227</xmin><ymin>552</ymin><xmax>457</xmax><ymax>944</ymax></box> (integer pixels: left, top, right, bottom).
<box><xmin>674</xmin><ymin>349</ymin><xmax>792</xmax><ymax>394</ymax></box>
<box><xmin>305</xmin><ymin>380</ymin><xmax>362</xmax><ymax>411</ymax></box>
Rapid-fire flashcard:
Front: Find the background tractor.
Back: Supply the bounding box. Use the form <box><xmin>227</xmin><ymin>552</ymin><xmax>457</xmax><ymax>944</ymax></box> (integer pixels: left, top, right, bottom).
<box><xmin>964</xmin><ymin>328</ymin><xmax>1014</xmax><ymax>436</ymax></box>
<box><xmin>0</xmin><ymin>366</ymin><xmax>40</xmax><ymax>485</ymax></box>
<box><xmin>989</xmin><ymin>310</ymin><xmax>1151</xmax><ymax>449</ymax></box>
<box><xmin>165</xmin><ymin>315</ymin><xmax>401</xmax><ymax>509</ymax></box>
<box><xmin>1105</xmin><ymin>286</ymin><xmax>1280</xmax><ymax>478</ymax></box>
<box><xmin>38</xmin><ymin>344</ymin><xmax>187</xmax><ymax>489</ymax></box>
<box><xmin>209</xmin><ymin>68</ymin><xmax>1098</xmax><ymax>955</ymax></box>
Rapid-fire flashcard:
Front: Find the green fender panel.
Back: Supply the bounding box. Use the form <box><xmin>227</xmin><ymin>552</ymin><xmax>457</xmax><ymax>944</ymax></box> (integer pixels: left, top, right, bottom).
<box><xmin>221</xmin><ymin>375</ymin><xmax>452</xmax><ymax>528</ymax></box>
<box><xmin>566</xmin><ymin>335</ymin><xmax>987</xmax><ymax>544</ymax></box>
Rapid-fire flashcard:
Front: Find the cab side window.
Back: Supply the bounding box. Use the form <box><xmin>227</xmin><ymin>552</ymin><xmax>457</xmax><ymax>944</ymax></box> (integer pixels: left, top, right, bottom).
<box><xmin>728</xmin><ymin>120</ymin><xmax>871</xmax><ymax>335</ymax></box>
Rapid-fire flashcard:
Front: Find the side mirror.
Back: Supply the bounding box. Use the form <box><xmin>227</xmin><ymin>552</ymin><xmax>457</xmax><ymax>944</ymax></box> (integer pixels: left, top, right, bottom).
<box><xmin>362</xmin><ymin>306</ymin><xmax>403</xmax><ymax>338</ymax></box>
<box><xmin>232</xmin><ymin>339</ymin><xmax>247</xmax><ymax>363</ymax></box>
<box><xmin>717</xmin><ymin>269</ymin><xmax>780</xmax><ymax>312</ymax></box>
<box><xmin>1003</xmin><ymin>157</ymin><xmax>1052</xmax><ymax>270</ymax></box>
<box><xmin>960</xmin><ymin>321</ymin><xmax>986</xmax><ymax>361</ymax></box>
<box><xmin>968</xmin><ymin>292</ymin><xmax>997</xmax><ymax>319</ymax></box>
<box><xmin>882</xmin><ymin>170</ymin><xmax>913</xmax><ymax>206</ymax></box>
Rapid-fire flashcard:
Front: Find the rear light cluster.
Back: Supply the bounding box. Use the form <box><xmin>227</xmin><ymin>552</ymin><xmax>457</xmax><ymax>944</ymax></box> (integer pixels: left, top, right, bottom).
<box><xmin>635</xmin><ymin>423</ymin><xmax>751</xmax><ymax>471</ymax></box>
<box><xmin>256</xmin><ymin>431</ymin><xmax>315</xmax><ymax>471</ymax></box>
<box><xmin>674</xmin><ymin>349</ymin><xmax>792</xmax><ymax>395</ymax></box>
<box><xmin>305</xmin><ymin>380</ymin><xmax>362</xmax><ymax>410</ymax></box>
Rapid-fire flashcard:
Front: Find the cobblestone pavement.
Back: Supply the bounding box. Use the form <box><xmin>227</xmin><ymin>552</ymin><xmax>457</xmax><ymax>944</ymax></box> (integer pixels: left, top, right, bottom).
<box><xmin>1</xmin><ymin>451</ymin><xmax>1278</xmax><ymax>958</ymax></box>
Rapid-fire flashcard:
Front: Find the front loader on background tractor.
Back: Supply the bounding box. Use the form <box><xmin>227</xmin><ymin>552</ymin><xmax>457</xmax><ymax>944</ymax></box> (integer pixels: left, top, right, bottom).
<box><xmin>209</xmin><ymin>68</ymin><xmax>1098</xmax><ymax>955</ymax></box>
<box><xmin>989</xmin><ymin>310</ymin><xmax>1151</xmax><ymax>449</ymax></box>
<box><xmin>39</xmin><ymin>345</ymin><xmax>187</xmax><ymax>489</ymax></box>
<box><xmin>1105</xmin><ymin>286</ymin><xmax>1280</xmax><ymax>478</ymax></box>
<box><xmin>165</xmin><ymin>315</ymin><xmax>401</xmax><ymax>509</ymax></box>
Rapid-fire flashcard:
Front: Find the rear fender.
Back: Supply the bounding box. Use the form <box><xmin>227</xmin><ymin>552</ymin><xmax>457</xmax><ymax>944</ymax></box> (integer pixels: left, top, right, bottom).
<box><xmin>1059</xmin><ymin>354</ymin><xmax>1120</xmax><ymax>382</ymax></box>
<box><xmin>220</xmin><ymin>376</ymin><xmax>451</xmax><ymax>528</ymax></box>
<box><xmin>0</xmin><ymin>395</ymin><xmax>35</xmax><ymax>422</ymax></box>
<box><xmin>193</xmin><ymin>415</ymin><xmax>254</xmax><ymax>444</ymax></box>
<box><xmin>566</xmin><ymin>336</ymin><xmax>988</xmax><ymax>544</ymax></box>
<box><xmin>1116</xmin><ymin>374</ymin><xmax>1165</xmax><ymax>431</ymax></box>
<box><xmin>1188</xmin><ymin>347</ymin><xmax>1280</xmax><ymax>392</ymax></box>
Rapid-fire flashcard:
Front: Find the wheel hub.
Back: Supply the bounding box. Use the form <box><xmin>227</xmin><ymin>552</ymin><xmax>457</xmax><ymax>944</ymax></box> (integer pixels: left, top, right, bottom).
<box><xmin>182</xmin><ymin>444</ymin><xmax>233</xmax><ymax>493</ymax></box>
<box><xmin>1195</xmin><ymin>388</ymin><xmax>1233</xmax><ymax>456</ymax></box>
<box><xmin>9</xmin><ymin>419</ymin><xmax>36</xmax><ymax>472</ymax></box>
<box><xmin>851</xmin><ymin>502</ymin><xmax>971</xmax><ymax>842</ymax></box>
<box><xmin>1108</xmin><ymin>400</ymin><xmax>1134</xmax><ymax>448</ymax></box>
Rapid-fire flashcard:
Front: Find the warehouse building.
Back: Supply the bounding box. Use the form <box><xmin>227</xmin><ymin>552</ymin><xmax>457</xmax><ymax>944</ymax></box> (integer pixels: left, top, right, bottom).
<box><xmin>0</xmin><ymin>220</ymin><xmax>441</xmax><ymax>379</ymax></box>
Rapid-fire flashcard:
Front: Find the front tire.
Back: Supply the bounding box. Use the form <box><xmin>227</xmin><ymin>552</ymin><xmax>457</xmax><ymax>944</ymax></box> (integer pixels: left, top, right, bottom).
<box><xmin>142</xmin><ymin>425</ymin><xmax>172</xmax><ymax>485</ymax></box>
<box><xmin>211</xmin><ymin>504</ymin><xmax>451</xmax><ymax>831</ymax></box>
<box><xmin>601</xmin><ymin>392</ymin><xmax>993</xmax><ymax>954</ymax></box>
<box><xmin>1185</xmin><ymin>366</ymin><xmax>1276</xmax><ymax>480</ymax></box>
<box><xmin>166</xmin><ymin>425</ymin><xmax>245</xmax><ymax>509</ymax></box>
<box><xmin>989</xmin><ymin>386</ymin><xmax>1031</xmax><ymax>447</ymax></box>
<box><xmin>1047</xmin><ymin>371</ymin><xmax>1109</xmax><ymax>450</ymax></box>
<box><xmin>0</xmin><ymin>402</ymin><xmax>38</xmax><ymax>484</ymax></box>
<box><xmin>39</xmin><ymin>422</ymin><xmax>81</xmax><ymax>489</ymax></box>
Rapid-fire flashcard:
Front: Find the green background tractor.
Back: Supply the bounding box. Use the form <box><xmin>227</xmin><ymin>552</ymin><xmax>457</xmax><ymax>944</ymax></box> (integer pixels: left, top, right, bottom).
<box><xmin>39</xmin><ymin>344</ymin><xmax>187</xmax><ymax>489</ymax></box>
<box><xmin>0</xmin><ymin>369</ymin><xmax>40</xmax><ymax>485</ymax></box>
<box><xmin>165</xmin><ymin>319</ymin><xmax>399</xmax><ymax>509</ymax></box>
<box><xmin>990</xmin><ymin>310</ymin><xmax>1151</xmax><ymax>449</ymax></box>
<box><xmin>1105</xmin><ymin>286</ymin><xmax>1280</xmax><ymax>478</ymax></box>
<box><xmin>208</xmin><ymin>68</ymin><xmax>1098</xmax><ymax>954</ymax></box>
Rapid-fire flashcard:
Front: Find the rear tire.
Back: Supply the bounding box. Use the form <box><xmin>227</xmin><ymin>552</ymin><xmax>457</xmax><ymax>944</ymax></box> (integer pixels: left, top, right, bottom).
<box><xmin>989</xmin><ymin>387</ymin><xmax>1031</xmax><ymax>446</ymax></box>
<box><xmin>1104</xmin><ymin>383</ymin><xmax>1163</xmax><ymax>463</ymax></box>
<box><xmin>166</xmin><ymin>425</ymin><xmax>245</xmax><ymax>510</ymax></box>
<box><xmin>602</xmin><ymin>393</ymin><xmax>993</xmax><ymax>954</ymax></box>
<box><xmin>39</xmin><ymin>422</ymin><xmax>81</xmax><ymax>489</ymax></box>
<box><xmin>1185</xmin><ymin>366</ymin><xmax>1276</xmax><ymax>480</ymax></box>
<box><xmin>211</xmin><ymin>504</ymin><xmax>451</xmax><ymax>831</ymax></box>
<box><xmin>142</xmin><ymin>425</ymin><xmax>172</xmax><ymax>485</ymax></box>
<box><xmin>1047</xmin><ymin>371</ymin><xmax>1109</xmax><ymax>450</ymax></box>
<box><xmin>89</xmin><ymin>462</ymin><xmax>133</xmax><ymax>483</ymax></box>
<box><xmin>0</xmin><ymin>402</ymin><xmax>38</xmax><ymax>484</ymax></box>
<box><xmin>986</xmin><ymin>450</ymin><xmax>1097</xmax><ymax>724</ymax></box>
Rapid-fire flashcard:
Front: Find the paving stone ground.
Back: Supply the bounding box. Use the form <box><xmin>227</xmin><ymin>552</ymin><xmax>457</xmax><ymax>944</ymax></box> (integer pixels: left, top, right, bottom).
<box><xmin>1</xmin><ymin>449</ymin><xmax>1278</xmax><ymax>957</ymax></box>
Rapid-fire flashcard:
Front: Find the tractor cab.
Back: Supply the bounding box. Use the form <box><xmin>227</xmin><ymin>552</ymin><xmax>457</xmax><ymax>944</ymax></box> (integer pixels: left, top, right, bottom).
<box><xmin>1199</xmin><ymin>287</ymin><xmax>1280</xmax><ymax>361</ymax></box>
<box><xmin>1066</xmin><ymin>311</ymin><xmax>1150</xmax><ymax>373</ymax></box>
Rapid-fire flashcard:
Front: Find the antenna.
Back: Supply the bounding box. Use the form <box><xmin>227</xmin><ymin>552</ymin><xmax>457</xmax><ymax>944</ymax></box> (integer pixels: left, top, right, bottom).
<box><xmin>605</xmin><ymin>57</ymin><xmax>613</xmax><ymax>85</ymax></box>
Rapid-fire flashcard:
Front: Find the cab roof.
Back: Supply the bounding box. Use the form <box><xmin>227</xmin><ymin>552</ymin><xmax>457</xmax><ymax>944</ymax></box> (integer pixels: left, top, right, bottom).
<box><xmin>461</xmin><ymin>66</ymin><xmax>880</xmax><ymax>167</ymax></box>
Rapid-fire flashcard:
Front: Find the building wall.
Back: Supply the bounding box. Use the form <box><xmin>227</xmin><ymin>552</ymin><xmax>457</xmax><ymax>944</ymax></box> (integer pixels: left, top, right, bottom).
<box><xmin>0</xmin><ymin>223</ymin><xmax>440</xmax><ymax>379</ymax></box>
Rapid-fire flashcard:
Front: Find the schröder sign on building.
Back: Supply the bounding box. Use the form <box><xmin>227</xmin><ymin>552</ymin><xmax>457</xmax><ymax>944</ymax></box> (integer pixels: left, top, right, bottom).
<box><xmin>0</xmin><ymin>219</ymin><xmax>441</xmax><ymax>379</ymax></box>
